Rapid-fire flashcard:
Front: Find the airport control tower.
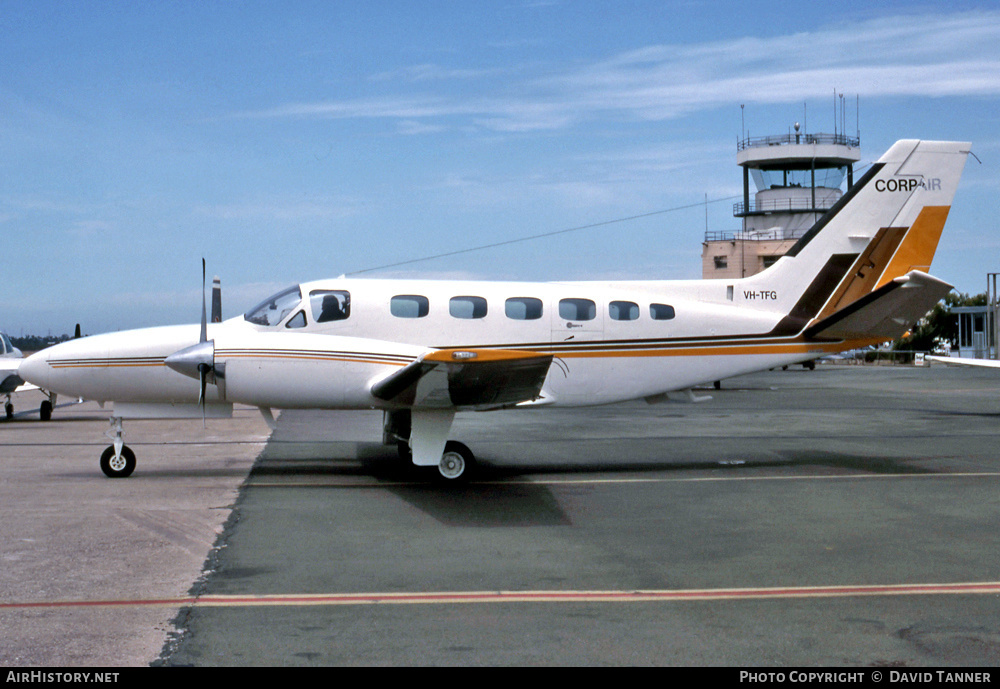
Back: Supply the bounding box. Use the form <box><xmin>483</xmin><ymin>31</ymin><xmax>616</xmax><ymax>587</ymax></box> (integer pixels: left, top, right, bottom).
<box><xmin>703</xmin><ymin>124</ymin><xmax>860</xmax><ymax>278</ymax></box>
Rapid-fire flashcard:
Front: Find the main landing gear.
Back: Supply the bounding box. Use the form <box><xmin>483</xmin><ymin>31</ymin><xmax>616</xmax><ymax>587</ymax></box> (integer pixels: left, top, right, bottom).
<box><xmin>395</xmin><ymin>438</ymin><xmax>477</xmax><ymax>482</ymax></box>
<box><xmin>386</xmin><ymin>410</ymin><xmax>477</xmax><ymax>482</ymax></box>
<box><xmin>100</xmin><ymin>417</ymin><xmax>136</xmax><ymax>478</ymax></box>
<box><xmin>3</xmin><ymin>391</ymin><xmax>56</xmax><ymax>421</ymax></box>
<box><xmin>434</xmin><ymin>440</ymin><xmax>476</xmax><ymax>482</ymax></box>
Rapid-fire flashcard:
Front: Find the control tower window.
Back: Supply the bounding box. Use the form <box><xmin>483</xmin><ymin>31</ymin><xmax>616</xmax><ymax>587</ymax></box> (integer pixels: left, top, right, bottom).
<box><xmin>752</xmin><ymin>167</ymin><xmax>847</xmax><ymax>191</ymax></box>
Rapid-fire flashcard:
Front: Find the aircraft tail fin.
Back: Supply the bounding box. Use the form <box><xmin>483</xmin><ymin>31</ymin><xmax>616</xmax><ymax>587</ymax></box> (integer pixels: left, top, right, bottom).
<box><xmin>739</xmin><ymin>139</ymin><xmax>970</xmax><ymax>337</ymax></box>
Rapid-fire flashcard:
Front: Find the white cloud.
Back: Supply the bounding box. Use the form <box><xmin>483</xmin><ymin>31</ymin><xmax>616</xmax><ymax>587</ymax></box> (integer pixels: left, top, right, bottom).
<box><xmin>231</xmin><ymin>10</ymin><xmax>1000</xmax><ymax>133</ymax></box>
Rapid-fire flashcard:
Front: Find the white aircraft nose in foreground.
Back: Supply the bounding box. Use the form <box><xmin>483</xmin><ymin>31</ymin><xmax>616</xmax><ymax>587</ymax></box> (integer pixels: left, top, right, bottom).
<box><xmin>1</xmin><ymin>331</ymin><xmax>27</xmax><ymax>419</ymax></box>
<box><xmin>20</xmin><ymin>139</ymin><xmax>971</xmax><ymax>481</ymax></box>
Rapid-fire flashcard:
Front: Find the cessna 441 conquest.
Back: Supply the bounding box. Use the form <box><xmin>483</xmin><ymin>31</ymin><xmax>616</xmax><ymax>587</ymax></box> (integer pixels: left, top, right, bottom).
<box><xmin>18</xmin><ymin>139</ymin><xmax>970</xmax><ymax>481</ymax></box>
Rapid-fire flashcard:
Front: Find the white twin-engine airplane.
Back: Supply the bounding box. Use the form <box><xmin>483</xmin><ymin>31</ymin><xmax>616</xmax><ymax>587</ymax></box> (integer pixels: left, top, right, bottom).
<box><xmin>18</xmin><ymin>139</ymin><xmax>970</xmax><ymax>481</ymax></box>
<box><xmin>1</xmin><ymin>331</ymin><xmax>31</xmax><ymax>419</ymax></box>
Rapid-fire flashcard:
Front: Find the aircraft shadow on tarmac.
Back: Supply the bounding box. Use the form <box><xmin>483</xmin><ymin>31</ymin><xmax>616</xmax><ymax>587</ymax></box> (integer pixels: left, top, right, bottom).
<box><xmin>247</xmin><ymin>442</ymin><xmax>936</xmax><ymax>526</ymax></box>
<box><xmin>252</xmin><ymin>440</ymin><xmax>937</xmax><ymax>481</ymax></box>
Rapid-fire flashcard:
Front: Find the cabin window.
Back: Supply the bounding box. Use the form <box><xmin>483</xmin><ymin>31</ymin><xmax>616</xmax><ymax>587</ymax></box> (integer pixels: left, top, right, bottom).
<box><xmin>650</xmin><ymin>303</ymin><xmax>675</xmax><ymax>320</ymax></box>
<box><xmin>505</xmin><ymin>297</ymin><xmax>543</xmax><ymax>320</ymax></box>
<box><xmin>450</xmin><ymin>296</ymin><xmax>487</xmax><ymax>319</ymax></box>
<box><xmin>244</xmin><ymin>285</ymin><xmax>303</xmax><ymax>327</ymax></box>
<box><xmin>285</xmin><ymin>310</ymin><xmax>307</xmax><ymax>329</ymax></box>
<box><xmin>390</xmin><ymin>295</ymin><xmax>429</xmax><ymax>318</ymax></box>
<box><xmin>609</xmin><ymin>301</ymin><xmax>639</xmax><ymax>321</ymax></box>
<box><xmin>559</xmin><ymin>298</ymin><xmax>596</xmax><ymax>321</ymax></box>
<box><xmin>310</xmin><ymin>290</ymin><xmax>350</xmax><ymax>323</ymax></box>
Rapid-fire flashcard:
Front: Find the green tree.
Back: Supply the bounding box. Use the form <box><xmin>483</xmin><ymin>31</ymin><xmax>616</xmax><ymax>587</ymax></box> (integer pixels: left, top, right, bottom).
<box><xmin>893</xmin><ymin>291</ymin><xmax>987</xmax><ymax>353</ymax></box>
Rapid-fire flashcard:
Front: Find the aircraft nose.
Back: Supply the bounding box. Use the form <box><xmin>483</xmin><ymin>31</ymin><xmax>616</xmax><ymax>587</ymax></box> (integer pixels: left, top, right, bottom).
<box><xmin>18</xmin><ymin>350</ymin><xmax>51</xmax><ymax>389</ymax></box>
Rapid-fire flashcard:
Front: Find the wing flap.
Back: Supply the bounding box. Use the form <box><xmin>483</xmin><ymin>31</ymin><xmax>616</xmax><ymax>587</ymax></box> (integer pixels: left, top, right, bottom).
<box><xmin>805</xmin><ymin>270</ymin><xmax>952</xmax><ymax>341</ymax></box>
<box><xmin>371</xmin><ymin>348</ymin><xmax>553</xmax><ymax>410</ymax></box>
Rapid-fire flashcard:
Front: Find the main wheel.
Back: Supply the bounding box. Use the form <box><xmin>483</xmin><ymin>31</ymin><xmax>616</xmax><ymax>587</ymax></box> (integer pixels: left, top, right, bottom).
<box><xmin>39</xmin><ymin>400</ymin><xmax>52</xmax><ymax>421</ymax></box>
<box><xmin>100</xmin><ymin>445</ymin><xmax>136</xmax><ymax>478</ymax></box>
<box><xmin>4</xmin><ymin>403</ymin><xmax>12</xmax><ymax>420</ymax></box>
<box><xmin>437</xmin><ymin>441</ymin><xmax>475</xmax><ymax>482</ymax></box>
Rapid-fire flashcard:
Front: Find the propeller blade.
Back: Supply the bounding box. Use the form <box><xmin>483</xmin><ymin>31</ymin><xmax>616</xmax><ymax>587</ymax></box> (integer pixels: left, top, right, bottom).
<box><xmin>199</xmin><ymin>364</ymin><xmax>208</xmax><ymax>427</ymax></box>
<box><xmin>198</xmin><ymin>365</ymin><xmax>207</xmax><ymax>407</ymax></box>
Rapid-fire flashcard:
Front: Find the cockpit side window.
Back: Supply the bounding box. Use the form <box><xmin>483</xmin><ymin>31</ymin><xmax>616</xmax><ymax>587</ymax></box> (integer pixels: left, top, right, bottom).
<box><xmin>310</xmin><ymin>290</ymin><xmax>351</xmax><ymax>323</ymax></box>
<box><xmin>285</xmin><ymin>311</ymin><xmax>307</xmax><ymax>329</ymax></box>
<box><xmin>244</xmin><ymin>286</ymin><xmax>303</xmax><ymax>326</ymax></box>
<box><xmin>0</xmin><ymin>333</ymin><xmax>10</xmax><ymax>354</ymax></box>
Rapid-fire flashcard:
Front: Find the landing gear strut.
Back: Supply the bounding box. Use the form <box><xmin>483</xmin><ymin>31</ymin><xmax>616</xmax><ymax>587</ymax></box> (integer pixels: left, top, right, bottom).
<box><xmin>100</xmin><ymin>417</ymin><xmax>136</xmax><ymax>478</ymax></box>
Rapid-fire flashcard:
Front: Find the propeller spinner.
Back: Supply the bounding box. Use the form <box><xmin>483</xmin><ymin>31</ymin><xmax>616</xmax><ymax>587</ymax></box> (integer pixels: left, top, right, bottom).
<box><xmin>164</xmin><ymin>260</ymin><xmax>224</xmax><ymax>409</ymax></box>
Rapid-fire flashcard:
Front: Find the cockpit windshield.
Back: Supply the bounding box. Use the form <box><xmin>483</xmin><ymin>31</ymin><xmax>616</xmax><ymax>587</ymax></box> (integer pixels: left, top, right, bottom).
<box><xmin>244</xmin><ymin>285</ymin><xmax>303</xmax><ymax>326</ymax></box>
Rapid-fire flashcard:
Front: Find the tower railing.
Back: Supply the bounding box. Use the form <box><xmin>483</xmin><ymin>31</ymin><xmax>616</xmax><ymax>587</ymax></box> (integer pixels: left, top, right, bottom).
<box><xmin>733</xmin><ymin>197</ymin><xmax>837</xmax><ymax>216</ymax></box>
<box><xmin>738</xmin><ymin>132</ymin><xmax>860</xmax><ymax>152</ymax></box>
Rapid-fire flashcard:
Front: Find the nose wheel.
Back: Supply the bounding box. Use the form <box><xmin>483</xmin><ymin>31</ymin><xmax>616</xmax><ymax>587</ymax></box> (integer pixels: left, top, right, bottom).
<box><xmin>100</xmin><ymin>445</ymin><xmax>136</xmax><ymax>478</ymax></box>
<box><xmin>100</xmin><ymin>417</ymin><xmax>136</xmax><ymax>478</ymax></box>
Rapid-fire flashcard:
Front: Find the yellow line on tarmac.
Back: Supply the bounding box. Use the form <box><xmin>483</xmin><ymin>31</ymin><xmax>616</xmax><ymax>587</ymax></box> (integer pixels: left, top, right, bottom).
<box><xmin>4</xmin><ymin>581</ymin><xmax>1000</xmax><ymax>610</ymax></box>
<box><xmin>244</xmin><ymin>471</ymin><xmax>1000</xmax><ymax>489</ymax></box>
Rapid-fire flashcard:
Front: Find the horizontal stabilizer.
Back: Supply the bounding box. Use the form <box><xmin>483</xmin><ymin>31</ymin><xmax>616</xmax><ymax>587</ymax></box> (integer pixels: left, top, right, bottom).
<box><xmin>371</xmin><ymin>348</ymin><xmax>553</xmax><ymax>410</ymax></box>
<box><xmin>804</xmin><ymin>271</ymin><xmax>952</xmax><ymax>341</ymax></box>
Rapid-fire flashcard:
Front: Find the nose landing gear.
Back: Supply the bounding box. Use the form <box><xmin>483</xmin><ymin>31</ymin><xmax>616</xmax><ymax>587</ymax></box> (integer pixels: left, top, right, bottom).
<box><xmin>100</xmin><ymin>417</ymin><xmax>136</xmax><ymax>478</ymax></box>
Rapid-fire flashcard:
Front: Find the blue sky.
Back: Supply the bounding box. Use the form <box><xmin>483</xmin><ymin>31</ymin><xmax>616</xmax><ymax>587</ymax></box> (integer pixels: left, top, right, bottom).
<box><xmin>3</xmin><ymin>1</ymin><xmax>999</xmax><ymax>335</ymax></box>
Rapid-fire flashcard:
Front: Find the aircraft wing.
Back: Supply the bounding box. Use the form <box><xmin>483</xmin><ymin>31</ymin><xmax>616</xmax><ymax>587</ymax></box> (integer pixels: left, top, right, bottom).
<box><xmin>805</xmin><ymin>270</ymin><xmax>953</xmax><ymax>341</ymax></box>
<box><xmin>926</xmin><ymin>355</ymin><xmax>1000</xmax><ymax>369</ymax></box>
<box><xmin>371</xmin><ymin>348</ymin><xmax>554</xmax><ymax>410</ymax></box>
<box><xmin>0</xmin><ymin>358</ymin><xmax>27</xmax><ymax>394</ymax></box>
